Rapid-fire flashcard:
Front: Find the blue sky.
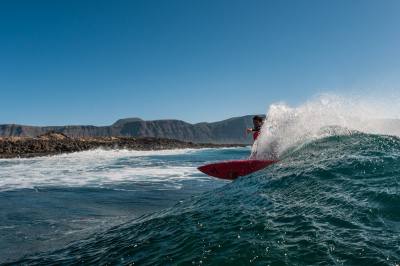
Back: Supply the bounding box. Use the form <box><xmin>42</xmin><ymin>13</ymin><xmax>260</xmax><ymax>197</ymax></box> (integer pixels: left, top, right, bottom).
<box><xmin>1</xmin><ymin>0</ymin><xmax>400</xmax><ymax>125</ymax></box>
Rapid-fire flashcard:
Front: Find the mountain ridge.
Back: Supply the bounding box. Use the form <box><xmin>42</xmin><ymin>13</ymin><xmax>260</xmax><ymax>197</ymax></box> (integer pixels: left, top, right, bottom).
<box><xmin>0</xmin><ymin>115</ymin><xmax>262</xmax><ymax>144</ymax></box>
<box><xmin>2</xmin><ymin>116</ymin><xmax>400</xmax><ymax>144</ymax></box>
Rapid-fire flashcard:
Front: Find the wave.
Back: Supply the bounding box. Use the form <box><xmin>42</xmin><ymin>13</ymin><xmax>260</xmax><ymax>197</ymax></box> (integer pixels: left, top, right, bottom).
<box><xmin>12</xmin><ymin>133</ymin><xmax>400</xmax><ymax>265</ymax></box>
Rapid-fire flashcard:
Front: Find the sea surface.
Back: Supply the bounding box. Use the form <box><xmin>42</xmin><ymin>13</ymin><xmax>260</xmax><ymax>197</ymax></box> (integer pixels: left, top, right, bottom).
<box><xmin>1</xmin><ymin>132</ymin><xmax>400</xmax><ymax>265</ymax></box>
<box><xmin>0</xmin><ymin>147</ymin><xmax>238</xmax><ymax>264</ymax></box>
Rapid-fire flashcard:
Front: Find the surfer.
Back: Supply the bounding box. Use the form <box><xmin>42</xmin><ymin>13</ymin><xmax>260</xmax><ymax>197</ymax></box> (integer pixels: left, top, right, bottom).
<box><xmin>246</xmin><ymin>115</ymin><xmax>263</xmax><ymax>141</ymax></box>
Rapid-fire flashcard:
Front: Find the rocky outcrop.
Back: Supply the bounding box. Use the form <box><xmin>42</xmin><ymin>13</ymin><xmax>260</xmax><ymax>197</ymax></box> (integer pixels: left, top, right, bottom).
<box><xmin>0</xmin><ymin>115</ymin><xmax>262</xmax><ymax>144</ymax></box>
<box><xmin>0</xmin><ymin>133</ymin><xmax>246</xmax><ymax>158</ymax></box>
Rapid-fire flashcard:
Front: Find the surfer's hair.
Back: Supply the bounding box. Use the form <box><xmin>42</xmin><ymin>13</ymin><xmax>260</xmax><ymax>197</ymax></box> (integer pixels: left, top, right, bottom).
<box><xmin>253</xmin><ymin>116</ymin><xmax>263</xmax><ymax>122</ymax></box>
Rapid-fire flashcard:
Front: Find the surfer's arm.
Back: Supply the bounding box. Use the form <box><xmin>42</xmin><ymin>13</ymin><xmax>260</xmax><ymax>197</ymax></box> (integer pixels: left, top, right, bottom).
<box><xmin>246</xmin><ymin>128</ymin><xmax>254</xmax><ymax>134</ymax></box>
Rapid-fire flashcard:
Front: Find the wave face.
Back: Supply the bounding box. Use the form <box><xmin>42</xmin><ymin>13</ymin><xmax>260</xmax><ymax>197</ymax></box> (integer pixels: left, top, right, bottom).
<box><xmin>11</xmin><ymin>133</ymin><xmax>400</xmax><ymax>265</ymax></box>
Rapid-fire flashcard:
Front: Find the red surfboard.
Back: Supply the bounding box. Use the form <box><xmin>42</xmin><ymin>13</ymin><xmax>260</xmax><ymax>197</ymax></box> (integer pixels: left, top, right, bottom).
<box><xmin>198</xmin><ymin>159</ymin><xmax>277</xmax><ymax>180</ymax></box>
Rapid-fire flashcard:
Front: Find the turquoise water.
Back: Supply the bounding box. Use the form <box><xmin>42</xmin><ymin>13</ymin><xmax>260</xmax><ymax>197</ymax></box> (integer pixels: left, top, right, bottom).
<box><xmin>2</xmin><ymin>132</ymin><xmax>400</xmax><ymax>265</ymax></box>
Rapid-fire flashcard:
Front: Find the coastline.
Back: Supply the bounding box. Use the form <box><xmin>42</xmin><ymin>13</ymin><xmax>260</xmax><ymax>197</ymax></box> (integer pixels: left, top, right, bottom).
<box><xmin>0</xmin><ymin>132</ymin><xmax>247</xmax><ymax>159</ymax></box>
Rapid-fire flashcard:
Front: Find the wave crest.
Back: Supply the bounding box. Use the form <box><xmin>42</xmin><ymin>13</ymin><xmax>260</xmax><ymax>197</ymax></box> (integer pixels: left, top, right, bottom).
<box><xmin>252</xmin><ymin>94</ymin><xmax>400</xmax><ymax>159</ymax></box>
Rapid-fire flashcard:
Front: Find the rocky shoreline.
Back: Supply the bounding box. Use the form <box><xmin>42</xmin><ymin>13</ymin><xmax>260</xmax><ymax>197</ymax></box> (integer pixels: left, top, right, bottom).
<box><xmin>0</xmin><ymin>132</ymin><xmax>246</xmax><ymax>159</ymax></box>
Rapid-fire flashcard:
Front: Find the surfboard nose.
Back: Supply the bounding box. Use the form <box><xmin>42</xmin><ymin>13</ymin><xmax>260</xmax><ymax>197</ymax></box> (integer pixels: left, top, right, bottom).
<box><xmin>198</xmin><ymin>160</ymin><xmax>278</xmax><ymax>180</ymax></box>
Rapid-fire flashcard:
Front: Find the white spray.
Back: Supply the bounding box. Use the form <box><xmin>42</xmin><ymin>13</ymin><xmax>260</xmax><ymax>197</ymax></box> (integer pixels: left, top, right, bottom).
<box><xmin>251</xmin><ymin>94</ymin><xmax>400</xmax><ymax>159</ymax></box>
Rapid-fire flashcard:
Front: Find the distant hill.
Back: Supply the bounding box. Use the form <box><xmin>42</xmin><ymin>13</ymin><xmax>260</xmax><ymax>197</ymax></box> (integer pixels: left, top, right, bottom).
<box><xmin>2</xmin><ymin>116</ymin><xmax>400</xmax><ymax>144</ymax></box>
<box><xmin>0</xmin><ymin>115</ymin><xmax>263</xmax><ymax>144</ymax></box>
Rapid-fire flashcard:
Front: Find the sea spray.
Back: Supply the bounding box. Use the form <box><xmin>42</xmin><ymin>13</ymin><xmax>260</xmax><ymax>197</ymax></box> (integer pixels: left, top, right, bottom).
<box><xmin>252</xmin><ymin>94</ymin><xmax>400</xmax><ymax>159</ymax></box>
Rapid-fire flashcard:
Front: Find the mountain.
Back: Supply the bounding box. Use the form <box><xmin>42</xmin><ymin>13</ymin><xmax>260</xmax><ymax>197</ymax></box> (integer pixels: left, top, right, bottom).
<box><xmin>0</xmin><ymin>115</ymin><xmax>261</xmax><ymax>144</ymax></box>
<box><xmin>2</xmin><ymin>116</ymin><xmax>400</xmax><ymax>144</ymax></box>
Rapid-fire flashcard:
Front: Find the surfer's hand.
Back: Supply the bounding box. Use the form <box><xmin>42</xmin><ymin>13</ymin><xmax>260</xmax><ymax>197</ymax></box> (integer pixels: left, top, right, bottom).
<box><xmin>246</xmin><ymin>128</ymin><xmax>253</xmax><ymax>134</ymax></box>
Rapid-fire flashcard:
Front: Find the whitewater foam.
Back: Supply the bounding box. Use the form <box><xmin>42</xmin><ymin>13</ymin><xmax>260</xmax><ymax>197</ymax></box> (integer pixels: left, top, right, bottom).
<box><xmin>0</xmin><ymin>148</ymin><xmax>214</xmax><ymax>191</ymax></box>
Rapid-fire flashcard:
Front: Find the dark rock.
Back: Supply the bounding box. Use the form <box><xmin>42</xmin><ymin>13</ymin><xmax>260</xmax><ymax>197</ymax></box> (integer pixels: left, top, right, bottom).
<box><xmin>0</xmin><ymin>136</ymin><xmax>247</xmax><ymax>159</ymax></box>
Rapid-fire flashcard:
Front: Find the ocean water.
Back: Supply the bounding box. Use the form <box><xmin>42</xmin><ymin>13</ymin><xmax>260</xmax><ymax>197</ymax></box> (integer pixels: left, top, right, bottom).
<box><xmin>0</xmin><ymin>147</ymin><xmax>242</xmax><ymax>263</ymax></box>
<box><xmin>2</xmin><ymin>95</ymin><xmax>400</xmax><ymax>265</ymax></box>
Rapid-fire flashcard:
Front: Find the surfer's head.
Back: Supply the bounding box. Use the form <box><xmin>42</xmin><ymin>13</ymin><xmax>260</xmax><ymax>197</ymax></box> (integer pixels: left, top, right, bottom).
<box><xmin>253</xmin><ymin>116</ymin><xmax>263</xmax><ymax>128</ymax></box>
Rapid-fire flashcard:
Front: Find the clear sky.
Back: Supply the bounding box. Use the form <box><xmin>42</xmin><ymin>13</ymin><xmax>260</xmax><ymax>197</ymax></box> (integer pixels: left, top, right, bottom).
<box><xmin>1</xmin><ymin>0</ymin><xmax>400</xmax><ymax>125</ymax></box>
